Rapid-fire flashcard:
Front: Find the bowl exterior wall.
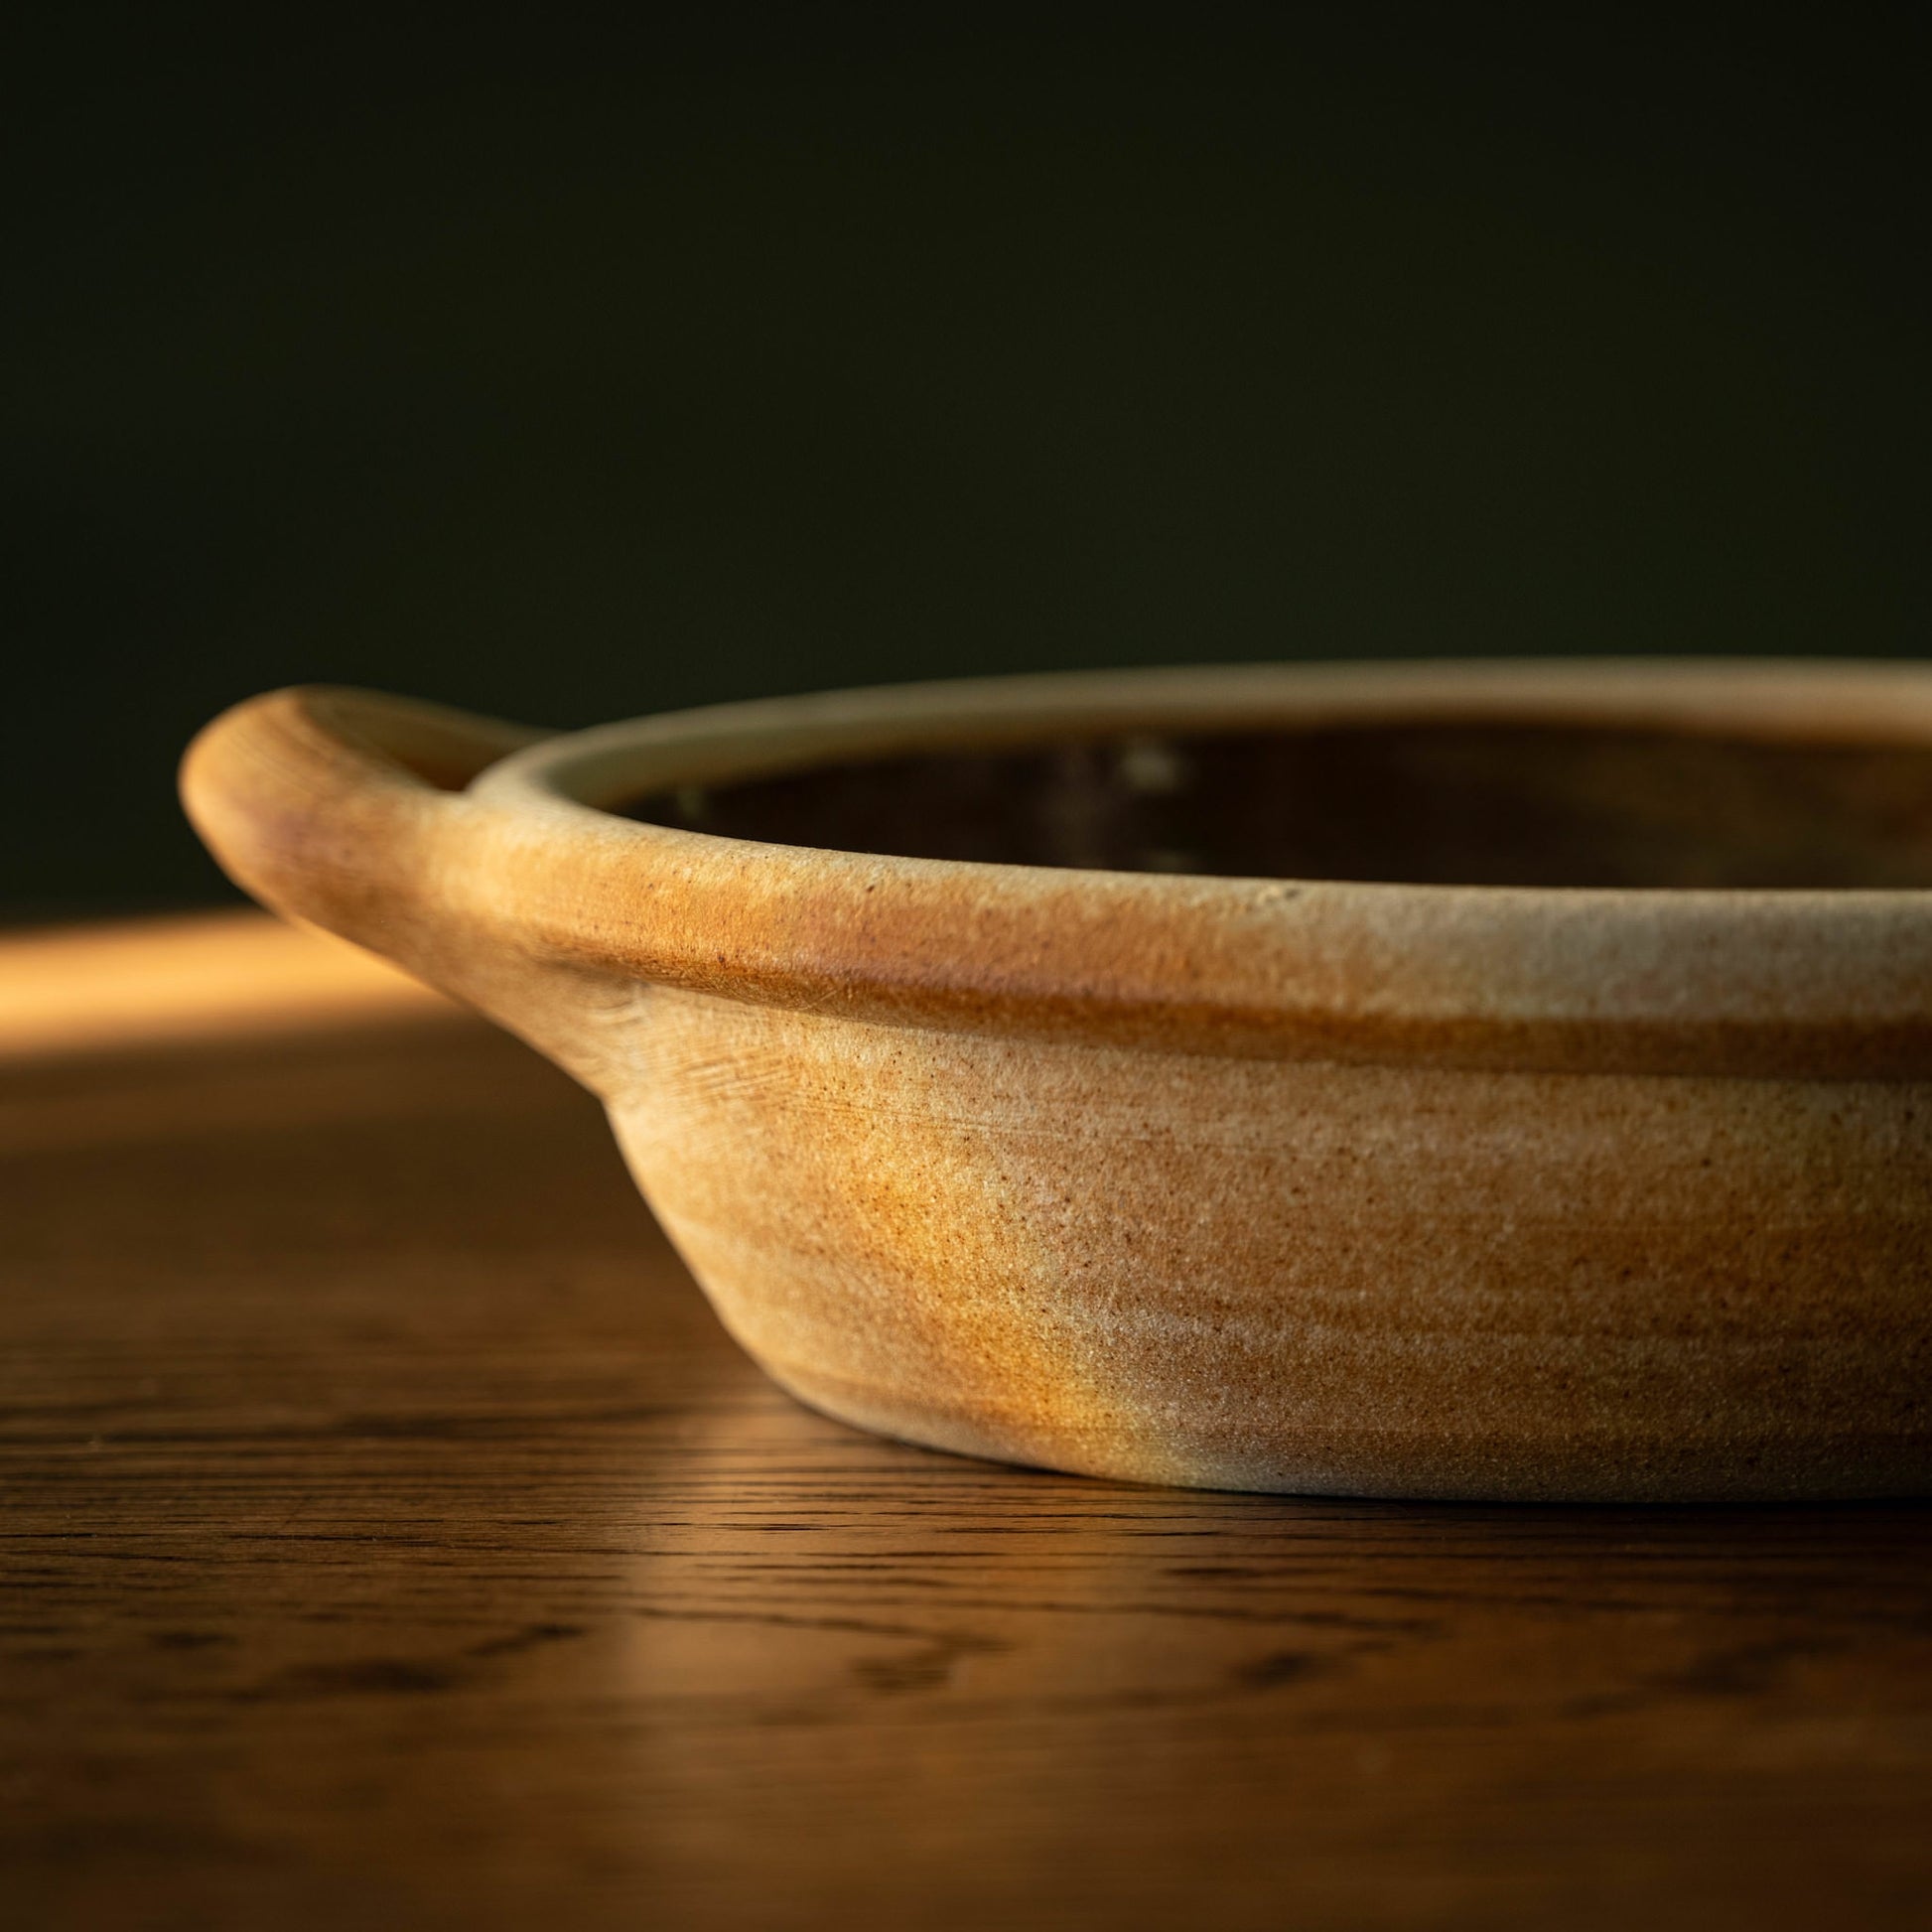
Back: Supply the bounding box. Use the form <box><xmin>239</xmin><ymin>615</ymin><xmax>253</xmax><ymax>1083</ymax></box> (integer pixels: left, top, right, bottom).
<box><xmin>606</xmin><ymin>990</ymin><xmax>1932</xmax><ymax>1502</ymax></box>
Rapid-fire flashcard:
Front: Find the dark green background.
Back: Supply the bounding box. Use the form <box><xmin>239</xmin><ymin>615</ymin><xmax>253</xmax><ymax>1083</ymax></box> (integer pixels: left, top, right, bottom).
<box><xmin>8</xmin><ymin>11</ymin><xmax>1926</xmax><ymax>915</ymax></box>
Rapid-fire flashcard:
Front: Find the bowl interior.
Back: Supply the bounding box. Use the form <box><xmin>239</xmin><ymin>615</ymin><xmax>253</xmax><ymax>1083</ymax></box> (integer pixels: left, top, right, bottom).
<box><xmin>621</xmin><ymin>720</ymin><xmax>1932</xmax><ymax>890</ymax></box>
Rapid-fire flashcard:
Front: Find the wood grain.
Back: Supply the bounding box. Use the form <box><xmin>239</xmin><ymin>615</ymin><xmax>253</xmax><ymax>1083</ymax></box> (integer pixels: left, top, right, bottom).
<box><xmin>3</xmin><ymin>915</ymin><xmax>1930</xmax><ymax>1930</ymax></box>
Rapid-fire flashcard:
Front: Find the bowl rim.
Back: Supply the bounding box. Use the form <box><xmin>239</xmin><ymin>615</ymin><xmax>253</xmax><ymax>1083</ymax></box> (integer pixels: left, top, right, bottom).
<box><xmin>467</xmin><ymin>658</ymin><xmax>1932</xmax><ymax>1077</ymax></box>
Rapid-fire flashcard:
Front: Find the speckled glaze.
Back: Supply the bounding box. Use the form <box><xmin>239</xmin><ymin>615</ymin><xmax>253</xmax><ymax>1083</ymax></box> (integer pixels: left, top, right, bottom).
<box><xmin>181</xmin><ymin>663</ymin><xmax>1932</xmax><ymax>1500</ymax></box>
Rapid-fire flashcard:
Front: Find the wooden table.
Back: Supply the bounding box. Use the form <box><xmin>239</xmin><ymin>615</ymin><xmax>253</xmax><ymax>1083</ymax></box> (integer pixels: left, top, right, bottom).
<box><xmin>5</xmin><ymin>913</ymin><xmax>1930</xmax><ymax>1930</ymax></box>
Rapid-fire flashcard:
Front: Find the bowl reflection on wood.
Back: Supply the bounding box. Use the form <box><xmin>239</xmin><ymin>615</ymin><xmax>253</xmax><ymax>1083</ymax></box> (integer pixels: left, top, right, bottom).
<box><xmin>181</xmin><ymin>662</ymin><xmax>1932</xmax><ymax>1501</ymax></box>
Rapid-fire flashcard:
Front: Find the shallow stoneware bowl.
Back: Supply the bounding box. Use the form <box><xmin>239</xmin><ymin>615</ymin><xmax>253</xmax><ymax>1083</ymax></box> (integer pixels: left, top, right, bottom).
<box><xmin>182</xmin><ymin>661</ymin><xmax>1932</xmax><ymax>1501</ymax></box>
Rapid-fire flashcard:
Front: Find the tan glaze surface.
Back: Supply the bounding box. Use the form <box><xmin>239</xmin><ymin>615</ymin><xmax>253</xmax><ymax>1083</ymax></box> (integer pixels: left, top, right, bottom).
<box><xmin>5</xmin><ymin>927</ymin><xmax>1932</xmax><ymax>1932</ymax></box>
<box><xmin>180</xmin><ymin>663</ymin><xmax>1932</xmax><ymax>1501</ymax></box>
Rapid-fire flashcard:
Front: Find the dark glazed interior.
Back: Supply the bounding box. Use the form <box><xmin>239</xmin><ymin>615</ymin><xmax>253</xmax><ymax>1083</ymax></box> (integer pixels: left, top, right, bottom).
<box><xmin>620</xmin><ymin>723</ymin><xmax>1932</xmax><ymax>889</ymax></box>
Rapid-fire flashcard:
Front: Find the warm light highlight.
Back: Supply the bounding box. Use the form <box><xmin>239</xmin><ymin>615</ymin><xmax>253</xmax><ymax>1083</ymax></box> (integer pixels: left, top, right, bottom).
<box><xmin>0</xmin><ymin>909</ymin><xmax>453</xmax><ymax>1059</ymax></box>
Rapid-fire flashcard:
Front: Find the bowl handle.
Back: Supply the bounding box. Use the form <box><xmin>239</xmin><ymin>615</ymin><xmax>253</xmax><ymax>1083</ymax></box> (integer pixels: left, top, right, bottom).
<box><xmin>181</xmin><ymin>682</ymin><xmax>553</xmax><ymax>1000</ymax></box>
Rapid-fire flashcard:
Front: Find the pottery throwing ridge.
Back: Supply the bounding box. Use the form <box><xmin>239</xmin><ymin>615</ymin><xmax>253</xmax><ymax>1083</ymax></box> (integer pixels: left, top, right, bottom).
<box><xmin>182</xmin><ymin>661</ymin><xmax>1932</xmax><ymax>1501</ymax></box>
